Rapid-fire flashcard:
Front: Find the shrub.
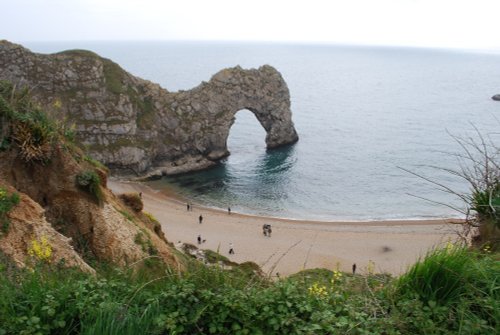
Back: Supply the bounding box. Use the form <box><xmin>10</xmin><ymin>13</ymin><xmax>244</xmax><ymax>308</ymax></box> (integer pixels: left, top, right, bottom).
<box><xmin>0</xmin><ymin>187</ymin><xmax>20</xmax><ymax>234</ymax></box>
<box><xmin>119</xmin><ymin>193</ymin><xmax>143</xmax><ymax>212</ymax></box>
<box><xmin>472</xmin><ymin>184</ymin><xmax>500</xmax><ymax>229</ymax></box>
<box><xmin>76</xmin><ymin>170</ymin><xmax>103</xmax><ymax>204</ymax></box>
<box><xmin>0</xmin><ymin>82</ymin><xmax>58</xmax><ymax>163</ymax></box>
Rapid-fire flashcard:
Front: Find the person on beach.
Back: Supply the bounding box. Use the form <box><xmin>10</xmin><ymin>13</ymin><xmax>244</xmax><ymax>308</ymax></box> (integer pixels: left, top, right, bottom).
<box><xmin>229</xmin><ymin>243</ymin><xmax>234</xmax><ymax>255</ymax></box>
<box><xmin>139</xmin><ymin>192</ymin><xmax>142</xmax><ymax>199</ymax></box>
<box><xmin>262</xmin><ymin>224</ymin><xmax>272</xmax><ymax>237</ymax></box>
<box><xmin>352</xmin><ymin>263</ymin><xmax>357</xmax><ymax>275</ymax></box>
<box><xmin>228</xmin><ymin>206</ymin><xmax>231</xmax><ymax>215</ymax></box>
<box><xmin>199</xmin><ymin>214</ymin><xmax>203</xmax><ymax>224</ymax></box>
<box><xmin>187</xmin><ymin>203</ymin><xmax>190</xmax><ymax>211</ymax></box>
<box><xmin>197</xmin><ymin>235</ymin><xmax>202</xmax><ymax>245</ymax></box>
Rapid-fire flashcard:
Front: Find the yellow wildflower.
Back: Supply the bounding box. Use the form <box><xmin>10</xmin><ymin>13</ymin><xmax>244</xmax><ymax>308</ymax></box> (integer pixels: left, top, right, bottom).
<box><xmin>28</xmin><ymin>236</ymin><xmax>52</xmax><ymax>262</ymax></box>
<box><xmin>330</xmin><ymin>270</ymin><xmax>343</xmax><ymax>285</ymax></box>
<box><xmin>445</xmin><ymin>240</ymin><xmax>454</xmax><ymax>253</ymax></box>
<box><xmin>482</xmin><ymin>244</ymin><xmax>492</xmax><ymax>254</ymax></box>
<box><xmin>308</xmin><ymin>282</ymin><xmax>328</xmax><ymax>297</ymax></box>
<box><xmin>367</xmin><ymin>260</ymin><xmax>375</xmax><ymax>275</ymax></box>
<box><xmin>52</xmin><ymin>98</ymin><xmax>62</xmax><ymax>109</ymax></box>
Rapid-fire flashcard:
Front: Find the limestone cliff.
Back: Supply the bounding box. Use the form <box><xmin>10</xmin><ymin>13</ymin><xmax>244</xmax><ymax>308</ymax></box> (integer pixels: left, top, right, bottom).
<box><xmin>0</xmin><ymin>40</ymin><xmax>299</xmax><ymax>177</ymax></box>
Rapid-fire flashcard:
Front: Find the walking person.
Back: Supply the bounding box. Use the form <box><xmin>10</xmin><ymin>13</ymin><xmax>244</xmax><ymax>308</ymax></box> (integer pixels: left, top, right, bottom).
<box><xmin>352</xmin><ymin>263</ymin><xmax>357</xmax><ymax>275</ymax></box>
<box><xmin>229</xmin><ymin>243</ymin><xmax>234</xmax><ymax>255</ymax></box>
<box><xmin>228</xmin><ymin>206</ymin><xmax>231</xmax><ymax>215</ymax></box>
<box><xmin>186</xmin><ymin>203</ymin><xmax>190</xmax><ymax>211</ymax></box>
<box><xmin>197</xmin><ymin>235</ymin><xmax>202</xmax><ymax>245</ymax></box>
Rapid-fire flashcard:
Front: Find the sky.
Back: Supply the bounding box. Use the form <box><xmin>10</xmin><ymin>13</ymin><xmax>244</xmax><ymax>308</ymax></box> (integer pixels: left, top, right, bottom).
<box><xmin>2</xmin><ymin>0</ymin><xmax>500</xmax><ymax>50</ymax></box>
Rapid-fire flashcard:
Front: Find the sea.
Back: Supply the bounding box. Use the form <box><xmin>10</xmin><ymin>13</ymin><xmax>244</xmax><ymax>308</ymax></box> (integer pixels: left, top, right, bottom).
<box><xmin>26</xmin><ymin>41</ymin><xmax>500</xmax><ymax>221</ymax></box>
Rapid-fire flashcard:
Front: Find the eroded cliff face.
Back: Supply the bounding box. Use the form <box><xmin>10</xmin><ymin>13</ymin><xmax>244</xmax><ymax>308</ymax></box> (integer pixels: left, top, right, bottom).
<box><xmin>0</xmin><ymin>184</ymin><xmax>94</xmax><ymax>273</ymax></box>
<box><xmin>0</xmin><ymin>144</ymin><xmax>180</xmax><ymax>272</ymax></box>
<box><xmin>0</xmin><ymin>81</ymin><xmax>181</xmax><ymax>271</ymax></box>
<box><xmin>0</xmin><ymin>40</ymin><xmax>298</xmax><ymax>177</ymax></box>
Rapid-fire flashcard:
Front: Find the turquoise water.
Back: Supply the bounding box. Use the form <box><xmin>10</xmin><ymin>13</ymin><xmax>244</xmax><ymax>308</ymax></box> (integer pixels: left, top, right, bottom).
<box><xmin>27</xmin><ymin>42</ymin><xmax>500</xmax><ymax>220</ymax></box>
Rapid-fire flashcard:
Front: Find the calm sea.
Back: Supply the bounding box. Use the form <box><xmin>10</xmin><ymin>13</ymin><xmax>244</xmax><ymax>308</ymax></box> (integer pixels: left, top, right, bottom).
<box><xmin>26</xmin><ymin>41</ymin><xmax>500</xmax><ymax>221</ymax></box>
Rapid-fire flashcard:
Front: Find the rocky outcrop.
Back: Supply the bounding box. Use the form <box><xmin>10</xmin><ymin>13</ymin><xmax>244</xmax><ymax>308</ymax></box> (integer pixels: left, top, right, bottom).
<box><xmin>492</xmin><ymin>94</ymin><xmax>500</xmax><ymax>101</ymax></box>
<box><xmin>0</xmin><ymin>40</ymin><xmax>298</xmax><ymax>177</ymax></box>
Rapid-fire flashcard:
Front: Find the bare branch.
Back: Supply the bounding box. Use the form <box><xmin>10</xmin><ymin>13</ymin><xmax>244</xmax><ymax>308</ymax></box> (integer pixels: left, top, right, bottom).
<box><xmin>406</xmin><ymin>193</ymin><xmax>467</xmax><ymax>215</ymax></box>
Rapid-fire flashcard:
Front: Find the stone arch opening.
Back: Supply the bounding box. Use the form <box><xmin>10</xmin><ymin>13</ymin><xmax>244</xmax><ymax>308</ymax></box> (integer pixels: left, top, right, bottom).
<box><xmin>226</xmin><ymin>109</ymin><xmax>267</xmax><ymax>156</ymax></box>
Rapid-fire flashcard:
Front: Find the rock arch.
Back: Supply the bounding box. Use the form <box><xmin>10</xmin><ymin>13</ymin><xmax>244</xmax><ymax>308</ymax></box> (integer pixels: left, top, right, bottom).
<box><xmin>172</xmin><ymin>65</ymin><xmax>299</xmax><ymax>163</ymax></box>
<box><xmin>0</xmin><ymin>41</ymin><xmax>299</xmax><ymax>176</ymax></box>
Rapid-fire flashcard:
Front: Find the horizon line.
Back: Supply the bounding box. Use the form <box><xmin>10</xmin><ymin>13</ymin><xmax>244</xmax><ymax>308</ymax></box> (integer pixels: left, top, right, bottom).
<box><xmin>15</xmin><ymin>38</ymin><xmax>500</xmax><ymax>55</ymax></box>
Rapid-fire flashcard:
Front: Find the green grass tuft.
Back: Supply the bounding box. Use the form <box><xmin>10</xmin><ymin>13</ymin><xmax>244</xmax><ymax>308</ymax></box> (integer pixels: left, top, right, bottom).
<box><xmin>0</xmin><ymin>187</ymin><xmax>20</xmax><ymax>235</ymax></box>
<box><xmin>76</xmin><ymin>170</ymin><xmax>103</xmax><ymax>204</ymax></box>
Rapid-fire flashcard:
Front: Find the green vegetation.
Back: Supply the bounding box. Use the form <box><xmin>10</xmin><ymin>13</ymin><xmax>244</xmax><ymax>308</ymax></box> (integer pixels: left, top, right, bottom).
<box><xmin>134</xmin><ymin>231</ymin><xmax>158</xmax><ymax>256</ymax></box>
<box><xmin>118</xmin><ymin>209</ymin><xmax>134</xmax><ymax>222</ymax></box>
<box><xmin>394</xmin><ymin>246</ymin><xmax>499</xmax><ymax>334</ymax></box>
<box><xmin>203</xmin><ymin>249</ymin><xmax>235</xmax><ymax>265</ymax></box>
<box><xmin>86</xmin><ymin>137</ymin><xmax>152</xmax><ymax>154</ymax></box>
<box><xmin>472</xmin><ymin>184</ymin><xmax>500</xmax><ymax>243</ymax></box>
<box><xmin>75</xmin><ymin>171</ymin><xmax>103</xmax><ymax>204</ymax></box>
<box><xmin>0</xmin><ymin>80</ymin><xmax>78</xmax><ymax>164</ymax></box>
<box><xmin>0</xmin><ymin>81</ymin><xmax>56</xmax><ymax>163</ymax></box>
<box><xmin>0</xmin><ymin>187</ymin><xmax>20</xmax><ymax>235</ymax></box>
<box><xmin>102</xmin><ymin>59</ymin><xmax>125</xmax><ymax>95</ymax></box>
<box><xmin>142</xmin><ymin>211</ymin><xmax>163</xmax><ymax>237</ymax></box>
<box><xmin>82</xmin><ymin>155</ymin><xmax>108</xmax><ymax>172</ymax></box>
<box><xmin>55</xmin><ymin>49</ymin><xmax>100</xmax><ymax>59</ymax></box>
<box><xmin>0</xmin><ymin>247</ymin><xmax>497</xmax><ymax>335</ymax></box>
<box><xmin>404</xmin><ymin>129</ymin><xmax>500</xmax><ymax>250</ymax></box>
<box><xmin>130</xmin><ymin>86</ymin><xmax>156</xmax><ymax>128</ymax></box>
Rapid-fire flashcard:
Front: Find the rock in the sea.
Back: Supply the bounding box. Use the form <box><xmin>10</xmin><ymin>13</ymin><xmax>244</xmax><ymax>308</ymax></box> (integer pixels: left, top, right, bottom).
<box><xmin>492</xmin><ymin>94</ymin><xmax>500</xmax><ymax>101</ymax></box>
<box><xmin>0</xmin><ymin>40</ymin><xmax>299</xmax><ymax>176</ymax></box>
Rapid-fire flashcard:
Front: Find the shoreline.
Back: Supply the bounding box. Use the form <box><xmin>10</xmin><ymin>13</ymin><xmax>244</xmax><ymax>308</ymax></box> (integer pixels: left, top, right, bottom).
<box><xmin>108</xmin><ymin>178</ymin><xmax>462</xmax><ymax>276</ymax></box>
<box><xmin>142</xmin><ymin>179</ymin><xmax>462</xmax><ymax>226</ymax></box>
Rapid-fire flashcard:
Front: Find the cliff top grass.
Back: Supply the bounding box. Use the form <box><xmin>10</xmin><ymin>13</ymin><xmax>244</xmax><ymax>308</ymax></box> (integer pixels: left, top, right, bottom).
<box><xmin>54</xmin><ymin>49</ymin><xmax>100</xmax><ymax>59</ymax></box>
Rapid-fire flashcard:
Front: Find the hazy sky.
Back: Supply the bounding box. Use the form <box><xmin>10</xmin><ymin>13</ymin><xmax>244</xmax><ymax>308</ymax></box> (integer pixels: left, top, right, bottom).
<box><xmin>2</xmin><ymin>0</ymin><xmax>500</xmax><ymax>50</ymax></box>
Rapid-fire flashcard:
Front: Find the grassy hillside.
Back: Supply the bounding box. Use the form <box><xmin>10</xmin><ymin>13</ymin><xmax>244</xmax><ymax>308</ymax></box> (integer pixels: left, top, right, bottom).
<box><xmin>0</xmin><ymin>245</ymin><xmax>498</xmax><ymax>335</ymax></box>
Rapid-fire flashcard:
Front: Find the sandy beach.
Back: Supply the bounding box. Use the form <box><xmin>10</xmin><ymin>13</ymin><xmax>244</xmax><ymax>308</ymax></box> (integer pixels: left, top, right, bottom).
<box><xmin>109</xmin><ymin>179</ymin><xmax>462</xmax><ymax>277</ymax></box>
